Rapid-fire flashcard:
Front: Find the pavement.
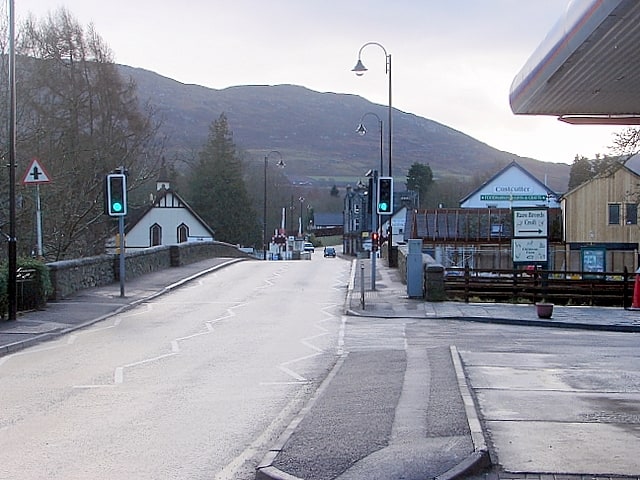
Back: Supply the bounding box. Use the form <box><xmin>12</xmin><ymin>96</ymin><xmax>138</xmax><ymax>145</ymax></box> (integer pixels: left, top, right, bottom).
<box><xmin>1</xmin><ymin>255</ymin><xmax>639</xmax><ymax>480</ymax></box>
<box><xmin>0</xmin><ymin>257</ymin><xmax>244</xmax><ymax>357</ymax></box>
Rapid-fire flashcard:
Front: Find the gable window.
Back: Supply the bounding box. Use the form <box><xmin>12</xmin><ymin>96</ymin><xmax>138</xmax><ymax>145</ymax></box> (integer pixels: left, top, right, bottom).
<box><xmin>608</xmin><ymin>203</ymin><xmax>621</xmax><ymax>225</ymax></box>
<box><xmin>626</xmin><ymin>203</ymin><xmax>638</xmax><ymax>225</ymax></box>
<box><xmin>150</xmin><ymin>223</ymin><xmax>162</xmax><ymax>246</ymax></box>
<box><xmin>177</xmin><ymin>223</ymin><xmax>189</xmax><ymax>243</ymax></box>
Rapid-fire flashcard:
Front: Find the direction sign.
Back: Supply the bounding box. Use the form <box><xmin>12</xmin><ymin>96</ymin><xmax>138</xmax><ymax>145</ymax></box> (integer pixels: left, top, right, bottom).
<box><xmin>512</xmin><ymin>238</ymin><xmax>548</xmax><ymax>263</ymax></box>
<box><xmin>21</xmin><ymin>158</ymin><xmax>51</xmax><ymax>185</ymax></box>
<box><xmin>513</xmin><ymin>208</ymin><xmax>547</xmax><ymax>237</ymax></box>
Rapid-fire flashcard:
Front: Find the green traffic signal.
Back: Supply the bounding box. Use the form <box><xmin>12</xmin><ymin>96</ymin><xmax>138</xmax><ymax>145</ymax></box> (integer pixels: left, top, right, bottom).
<box><xmin>106</xmin><ymin>173</ymin><xmax>127</xmax><ymax>217</ymax></box>
<box><xmin>377</xmin><ymin>177</ymin><xmax>393</xmax><ymax>214</ymax></box>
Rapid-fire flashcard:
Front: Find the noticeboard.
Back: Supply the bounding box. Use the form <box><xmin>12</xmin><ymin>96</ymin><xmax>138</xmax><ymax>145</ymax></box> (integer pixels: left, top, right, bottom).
<box><xmin>581</xmin><ymin>246</ymin><xmax>606</xmax><ymax>278</ymax></box>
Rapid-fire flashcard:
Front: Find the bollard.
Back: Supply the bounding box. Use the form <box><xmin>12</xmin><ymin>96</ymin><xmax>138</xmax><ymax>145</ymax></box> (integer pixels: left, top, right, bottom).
<box><xmin>360</xmin><ymin>261</ymin><xmax>365</xmax><ymax>309</ymax></box>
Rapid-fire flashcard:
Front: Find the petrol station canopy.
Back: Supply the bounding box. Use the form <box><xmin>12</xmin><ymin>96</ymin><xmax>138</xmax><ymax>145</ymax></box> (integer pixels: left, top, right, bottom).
<box><xmin>510</xmin><ymin>0</ymin><xmax>640</xmax><ymax>125</ymax></box>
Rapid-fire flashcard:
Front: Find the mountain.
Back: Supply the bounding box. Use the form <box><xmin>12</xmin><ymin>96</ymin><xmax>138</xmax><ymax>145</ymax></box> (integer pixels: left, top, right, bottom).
<box><xmin>120</xmin><ymin>65</ymin><xmax>570</xmax><ymax>193</ymax></box>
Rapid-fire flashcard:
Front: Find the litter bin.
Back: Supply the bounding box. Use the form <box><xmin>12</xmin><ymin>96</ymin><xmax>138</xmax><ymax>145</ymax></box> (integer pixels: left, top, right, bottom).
<box><xmin>16</xmin><ymin>268</ymin><xmax>44</xmax><ymax>311</ymax></box>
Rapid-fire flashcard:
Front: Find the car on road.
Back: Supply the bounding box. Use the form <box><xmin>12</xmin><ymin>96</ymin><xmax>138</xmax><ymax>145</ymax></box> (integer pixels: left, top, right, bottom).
<box><xmin>303</xmin><ymin>242</ymin><xmax>315</xmax><ymax>253</ymax></box>
<box><xmin>323</xmin><ymin>247</ymin><xmax>336</xmax><ymax>258</ymax></box>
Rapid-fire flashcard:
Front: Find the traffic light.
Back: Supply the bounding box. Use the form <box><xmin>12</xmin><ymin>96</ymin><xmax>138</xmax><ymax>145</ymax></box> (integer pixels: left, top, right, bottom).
<box><xmin>377</xmin><ymin>177</ymin><xmax>393</xmax><ymax>214</ymax></box>
<box><xmin>371</xmin><ymin>231</ymin><xmax>379</xmax><ymax>251</ymax></box>
<box><xmin>105</xmin><ymin>173</ymin><xmax>127</xmax><ymax>216</ymax></box>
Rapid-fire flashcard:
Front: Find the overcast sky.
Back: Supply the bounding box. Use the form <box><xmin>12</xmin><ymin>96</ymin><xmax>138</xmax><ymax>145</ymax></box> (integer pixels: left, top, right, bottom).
<box><xmin>13</xmin><ymin>0</ymin><xmax>622</xmax><ymax>165</ymax></box>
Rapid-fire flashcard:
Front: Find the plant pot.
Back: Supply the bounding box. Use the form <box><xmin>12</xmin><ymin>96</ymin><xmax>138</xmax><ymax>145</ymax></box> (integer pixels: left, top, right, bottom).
<box><xmin>535</xmin><ymin>303</ymin><xmax>553</xmax><ymax>319</ymax></box>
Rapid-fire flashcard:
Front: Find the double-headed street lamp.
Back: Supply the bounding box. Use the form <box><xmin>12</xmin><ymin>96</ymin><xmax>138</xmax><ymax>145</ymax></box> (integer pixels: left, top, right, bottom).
<box><xmin>263</xmin><ymin>151</ymin><xmax>285</xmax><ymax>260</ymax></box>
<box><xmin>353</xmin><ymin>41</ymin><xmax>395</xmax><ymax>266</ymax></box>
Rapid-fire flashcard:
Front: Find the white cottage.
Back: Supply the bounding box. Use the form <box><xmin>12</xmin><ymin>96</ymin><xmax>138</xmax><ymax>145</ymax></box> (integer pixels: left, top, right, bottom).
<box><xmin>124</xmin><ymin>171</ymin><xmax>215</xmax><ymax>250</ymax></box>
<box><xmin>460</xmin><ymin>161</ymin><xmax>560</xmax><ymax>209</ymax></box>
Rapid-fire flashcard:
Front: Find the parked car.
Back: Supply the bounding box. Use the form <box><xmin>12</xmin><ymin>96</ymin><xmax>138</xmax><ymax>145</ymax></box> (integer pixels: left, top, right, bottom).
<box><xmin>303</xmin><ymin>242</ymin><xmax>315</xmax><ymax>252</ymax></box>
<box><xmin>323</xmin><ymin>247</ymin><xmax>336</xmax><ymax>258</ymax></box>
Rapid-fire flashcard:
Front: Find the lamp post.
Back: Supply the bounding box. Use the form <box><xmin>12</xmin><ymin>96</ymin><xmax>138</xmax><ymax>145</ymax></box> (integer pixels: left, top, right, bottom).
<box><xmin>353</xmin><ymin>41</ymin><xmax>394</xmax><ymax>266</ymax></box>
<box><xmin>298</xmin><ymin>196</ymin><xmax>305</xmax><ymax>237</ymax></box>
<box><xmin>7</xmin><ymin>0</ymin><xmax>17</xmax><ymax>321</ymax></box>
<box><xmin>357</xmin><ymin>112</ymin><xmax>384</xmax><ymax>290</ymax></box>
<box><xmin>263</xmin><ymin>151</ymin><xmax>285</xmax><ymax>260</ymax></box>
<box><xmin>356</xmin><ymin>112</ymin><xmax>384</xmax><ymax>176</ymax></box>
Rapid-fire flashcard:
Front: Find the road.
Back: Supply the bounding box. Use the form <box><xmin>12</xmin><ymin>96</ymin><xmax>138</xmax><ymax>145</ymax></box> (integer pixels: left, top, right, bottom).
<box><xmin>347</xmin><ymin>316</ymin><xmax>640</xmax><ymax>476</ymax></box>
<box><xmin>0</xmin><ymin>255</ymin><xmax>350</xmax><ymax>480</ymax></box>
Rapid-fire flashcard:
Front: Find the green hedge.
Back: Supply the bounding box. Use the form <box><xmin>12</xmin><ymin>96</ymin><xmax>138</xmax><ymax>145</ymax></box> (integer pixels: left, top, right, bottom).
<box><xmin>0</xmin><ymin>258</ymin><xmax>53</xmax><ymax>318</ymax></box>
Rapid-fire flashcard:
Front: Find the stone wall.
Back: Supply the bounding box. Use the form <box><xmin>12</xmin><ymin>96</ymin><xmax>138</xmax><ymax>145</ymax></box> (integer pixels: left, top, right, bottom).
<box><xmin>47</xmin><ymin>241</ymin><xmax>251</xmax><ymax>301</ymax></box>
<box><xmin>397</xmin><ymin>243</ymin><xmax>446</xmax><ymax>301</ymax></box>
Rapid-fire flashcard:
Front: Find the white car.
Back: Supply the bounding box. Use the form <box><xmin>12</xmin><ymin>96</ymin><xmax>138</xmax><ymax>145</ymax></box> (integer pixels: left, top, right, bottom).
<box><xmin>303</xmin><ymin>242</ymin><xmax>315</xmax><ymax>252</ymax></box>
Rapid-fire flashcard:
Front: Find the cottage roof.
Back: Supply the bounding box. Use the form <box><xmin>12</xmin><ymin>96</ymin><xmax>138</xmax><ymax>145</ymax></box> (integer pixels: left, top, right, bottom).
<box><xmin>124</xmin><ymin>188</ymin><xmax>215</xmax><ymax>238</ymax></box>
<box><xmin>314</xmin><ymin>212</ymin><xmax>343</xmax><ymax>227</ymax></box>
<box><xmin>459</xmin><ymin>161</ymin><xmax>558</xmax><ymax>205</ymax></box>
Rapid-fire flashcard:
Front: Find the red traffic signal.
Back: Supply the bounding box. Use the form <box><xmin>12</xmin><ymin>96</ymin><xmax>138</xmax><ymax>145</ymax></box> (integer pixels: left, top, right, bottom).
<box><xmin>371</xmin><ymin>232</ymin><xmax>379</xmax><ymax>251</ymax></box>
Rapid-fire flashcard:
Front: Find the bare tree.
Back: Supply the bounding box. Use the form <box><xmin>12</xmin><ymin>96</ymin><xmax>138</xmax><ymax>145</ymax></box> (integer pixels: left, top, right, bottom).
<box><xmin>612</xmin><ymin>127</ymin><xmax>640</xmax><ymax>157</ymax></box>
<box><xmin>0</xmin><ymin>8</ymin><xmax>163</xmax><ymax>259</ymax></box>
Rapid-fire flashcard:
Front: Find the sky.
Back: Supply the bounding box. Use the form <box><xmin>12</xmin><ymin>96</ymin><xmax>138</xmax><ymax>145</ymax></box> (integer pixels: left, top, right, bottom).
<box><xmin>12</xmin><ymin>0</ymin><xmax>623</xmax><ymax>165</ymax></box>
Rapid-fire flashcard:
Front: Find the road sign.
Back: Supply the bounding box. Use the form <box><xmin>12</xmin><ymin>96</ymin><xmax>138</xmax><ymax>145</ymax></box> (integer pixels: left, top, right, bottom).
<box><xmin>513</xmin><ymin>208</ymin><xmax>547</xmax><ymax>237</ymax></box>
<box><xmin>21</xmin><ymin>158</ymin><xmax>51</xmax><ymax>185</ymax></box>
<box><xmin>512</xmin><ymin>238</ymin><xmax>548</xmax><ymax>263</ymax></box>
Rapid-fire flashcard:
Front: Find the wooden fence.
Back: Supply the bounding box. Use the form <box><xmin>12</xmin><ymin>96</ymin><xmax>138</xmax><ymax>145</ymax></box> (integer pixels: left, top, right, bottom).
<box><xmin>444</xmin><ymin>266</ymin><xmax>635</xmax><ymax>307</ymax></box>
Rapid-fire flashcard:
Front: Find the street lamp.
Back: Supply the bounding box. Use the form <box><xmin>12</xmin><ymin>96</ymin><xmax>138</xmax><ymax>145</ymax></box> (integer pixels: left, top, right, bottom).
<box><xmin>357</xmin><ymin>113</ymin><xmax>384</xmax><ymax>290</ymax></box>
<box><xmin>298</xmin><ymin>196</ymin><xmax>305</xmax><ymax>237</ymax></box>
<box><xmin>353</xmin><ymin>41</ymin><xmax>394</xmax><ymax>266</ymax></box>
<box><xmin>263</xmin><ymin>151</ymin><xmax>285</xmax><ymax>260</ymax></box>
<box><xmin>6</xmin><ymin>0</ymin><xmax>17</xmax><ymax>321</ymax></box>
<box><xmin>356</xmin><ymin>112</ymin><xmax>384</xmax><ymax>179</ymax></box>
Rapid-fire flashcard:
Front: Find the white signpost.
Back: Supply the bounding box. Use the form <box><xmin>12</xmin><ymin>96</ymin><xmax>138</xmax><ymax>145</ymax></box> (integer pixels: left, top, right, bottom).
<box><xmin>512</xmin><ymin>238</ymin><xmax>548</xmax><ymax>262</ymax></box>
<box><xmin>512</xmin><ymin>207</ymin><xmax>549</xmax><ymax>267</ymax></box>
<box><xmin>513</xmin><ymin>208</ymin><xmax>548</xmax><ymax>238</ymax></box>
<box><xmin>21</xmin><ymin>159</ymin><xmax>51</xmax><ymax>257</ymax></box>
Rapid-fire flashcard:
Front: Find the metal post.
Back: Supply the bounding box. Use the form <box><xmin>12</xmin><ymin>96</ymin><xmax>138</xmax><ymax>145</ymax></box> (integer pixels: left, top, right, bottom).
<box><xmin>360</xmin><ymin>261</ymin><xmax>365</xmax><ymax>309</ymax></box>
<box><xmin>119</xmin><ymin>216</ymin><xmax>125</xmax><ymax>297</ymax></box>
<box><xmin>35</xmin><ymin>184</ymin><xmax>43</xmax><ymax>257</ymax></box>
<box><xmin>263</xmin><ymin>151</ymin><xmax>284</xmax><ymax>260</ymax></box>
<box><xmin>387</xmin><ymin>53</ymin><xmax>394</xmax><ymax>267</ymax></box>
<box><xmin>353</xmin><ymin>42</ymin><xmax>393</xmax><ymax>267</ymax></box>
<box><xmin>7</xmin><ymin>0</ymin><xmax>17</xmax><ymax>320</ymax></box>
<box><xmin>263</xmin><ymin>157</ymin><xmax>267</xmax><ymax>260</ymax></box>
<box><xmin>371</xmin><ymin>170</ymin><xmax>378</xmax><ymax>290</ymax></box>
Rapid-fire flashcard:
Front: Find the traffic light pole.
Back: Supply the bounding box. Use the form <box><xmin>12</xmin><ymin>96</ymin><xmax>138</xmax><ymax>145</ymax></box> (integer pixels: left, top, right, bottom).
<box><xmin>371</xmin><ymin>170</ymin><xmax>378</xmax><ymax>290</ymax></box>
<box><xmin>106</xmin><ymin>170</ymin><xmax>128</xmax><ymax>297</ymax></box>
<box><xmin>119</xmin><ymin>216</ymin><xmax>125</xmax><ymax>297</ymax></box>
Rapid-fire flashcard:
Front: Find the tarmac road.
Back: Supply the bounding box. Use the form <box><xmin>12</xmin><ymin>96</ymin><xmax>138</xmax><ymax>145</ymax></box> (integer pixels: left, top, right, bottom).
<box><xmin>1</xmin><ymin>256</ymin><xmax>640</xmax><ymax>479</ymax></box>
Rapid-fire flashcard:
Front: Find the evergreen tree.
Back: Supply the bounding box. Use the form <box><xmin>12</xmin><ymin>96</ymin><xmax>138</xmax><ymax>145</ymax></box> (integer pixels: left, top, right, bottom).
<box><xmin>188</xmin><ymin>114</ymin><xmax>260</xmax><ymax>246</ymax></box>
<box><xmin>406</xmin><ymin>163</ymin><xmax>433</xmax><ymax>208</ymax></box>
<box><xmin>568</xmin><ymin>154</ymin><xmax>622</xmax><ymax>190</ymax></box>
<box><xmin>568</xmin><ymin>155</ymin><xmax>595</xmax><ymax>190</ymax></box>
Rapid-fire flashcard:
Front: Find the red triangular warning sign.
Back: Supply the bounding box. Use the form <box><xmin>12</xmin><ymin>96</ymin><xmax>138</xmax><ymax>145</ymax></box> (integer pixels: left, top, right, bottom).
<box><xmin>22</xmin><ymin>158</ymin><xmax>52</xmax><ymax>185</ymax></box>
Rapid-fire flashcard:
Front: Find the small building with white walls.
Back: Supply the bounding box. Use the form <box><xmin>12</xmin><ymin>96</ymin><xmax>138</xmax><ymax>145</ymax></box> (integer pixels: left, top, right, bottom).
<box><xmin>123</xmin><ymin>166</ymin><xmax>215</xmax><ymax>250</ymax></box>
<box><xmin>460</xmin><ymin>161</ymin><xmax>560</xmax><ymax>209</ymax></box>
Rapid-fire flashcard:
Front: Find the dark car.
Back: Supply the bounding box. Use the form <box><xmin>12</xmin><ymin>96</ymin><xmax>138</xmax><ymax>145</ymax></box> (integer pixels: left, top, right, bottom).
<box><xmin>323</xmin><ymin>247</ymin><xmax>336</xmax><ymax>258</ymax></box>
